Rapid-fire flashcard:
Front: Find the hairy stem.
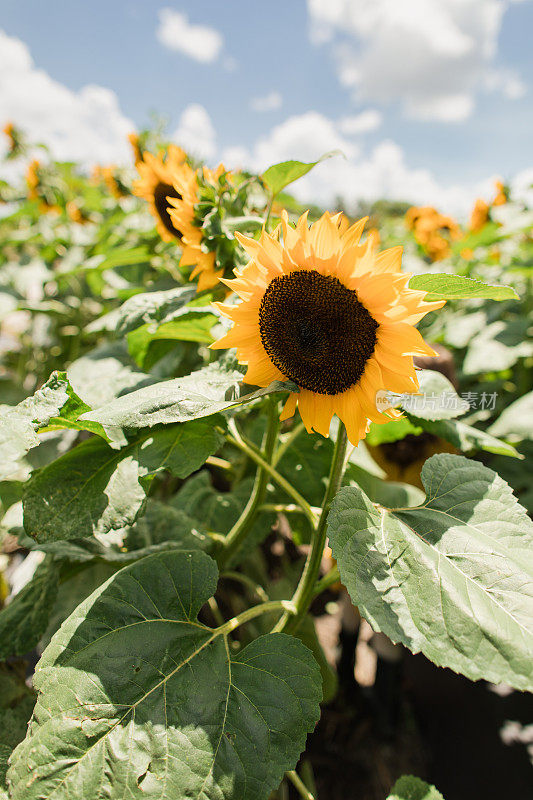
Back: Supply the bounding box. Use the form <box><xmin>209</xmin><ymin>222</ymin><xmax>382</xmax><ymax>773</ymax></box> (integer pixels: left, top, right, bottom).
<box><xmin>274</xmin><ymin>422</ymin><xmax>348</xmax><ymax>633</ymax></box>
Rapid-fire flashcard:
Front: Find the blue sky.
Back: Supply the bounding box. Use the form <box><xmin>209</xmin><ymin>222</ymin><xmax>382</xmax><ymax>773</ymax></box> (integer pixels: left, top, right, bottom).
<box><xmin>1</xmin><ymin>0</ymin><xmax>532</xmax><ymax>214</ymax></box>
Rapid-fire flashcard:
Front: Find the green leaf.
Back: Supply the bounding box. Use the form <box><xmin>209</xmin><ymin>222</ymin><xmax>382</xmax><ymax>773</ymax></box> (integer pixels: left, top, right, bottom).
<box><xmin>0</xmin><ymin>372</ymin><xmax>70</xmax><ymax>480</ymax></box>
<box><xmin>0</xmin><ymin>557</ymin><xmax>60</xmax><ymax>658</ymax></box>
<box><xmin>127</xmin><ymin>311</ymin><xmax>217</xmax><ymax>366</ymax></box>
<box><xmin>0</xmin><ymin>663</ymin><xmax>35</xmax><ymax>794</ymax></box>
<box><xmin>8</xmin><ymin>551</ymin><xmax>322</xmax><ymax>800</ymax></box>
<box><xmin>67</xmin><ymin>342</ymin><xmax>156</xmax><ymax>410</ymax></box>
<box><xmin>366</xmin><ymin>417</ymin><xmax>423</xmax><ymax>446</ymax></box>
<box><xmin>398</xmin><ymin>370</ymin><xmax>469</xmax><ymax>421</ymax></box>
<box><xmin>409</xmin><ymin>273</ymin><xmax>518</xmax><ymax>301</ymax></box>
<box><xmin>81</xmin><ymin>361</ymin><xmax>296</xmax><ymax>443</ymax></box>
<box><xmin>262</xmin><ymin>151</ymin><xmax>341</xmax><ymax>198</ymax></box>
<box><xmin>116</xmin><ymin>285</ymin><xmax>197</xmax><ymax>336</ymax></box>
<box><xmin>408</xmin><ymin>415</ymin><xmax>521</xmax><ymax>458</ymax></box>
<box><xmin>23</xmin><ymin>420</ymin><xmax>223</xmax><ymax>543</ymax></box>
<box><xmin>387</xmin><ymin>775</ymin><xmax>445</xmax><ymax>800</ymax></box>
<box><xmin>328</xmin><ymin>453</ymin><xmax>533</xmax><ymax>690</ymax></box>
<box><xmin>463</xmin><ymin>319</ymin><xmax>533</xmax><ymax>375</ymax></box>
<box><xmin>489</xmin><ymin>391</ymin><xmax>533</xmax><ymax>442</ymax></box>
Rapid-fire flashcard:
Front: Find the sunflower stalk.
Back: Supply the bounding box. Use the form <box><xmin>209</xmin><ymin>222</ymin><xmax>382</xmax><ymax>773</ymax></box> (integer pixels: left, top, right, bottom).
<box><xmin>274</xmin><ymin>422</ymin><xmax>348</xmax><ymax>634</ymax></box>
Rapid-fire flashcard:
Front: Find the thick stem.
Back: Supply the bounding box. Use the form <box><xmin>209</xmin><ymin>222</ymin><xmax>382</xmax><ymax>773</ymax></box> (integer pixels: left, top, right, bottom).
<box><xmin>218</xmin><ymin>400</ymin><xmax>280</xmax><ymax>567</ymax></box>
<box><xmin>274</xmin><ymin>422</ymin><xmax>348</xmax><ymax>634</ymax></box>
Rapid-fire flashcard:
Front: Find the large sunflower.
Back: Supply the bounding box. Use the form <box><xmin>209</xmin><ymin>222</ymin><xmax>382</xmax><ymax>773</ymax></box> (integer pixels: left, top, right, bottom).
<box><xmin>168</xmin><ymin>164</ymin><xmax>226</xmax><ymax>291</ymax></box>
<box><xmin>212</xmin><ymin>211</ymin><xmax>444</xmax><ymax>446</ymax></box>
<box><xmin>133</xmin><ymin>145</ymin><xmax>187</xmax><ymax>243</ymax></box>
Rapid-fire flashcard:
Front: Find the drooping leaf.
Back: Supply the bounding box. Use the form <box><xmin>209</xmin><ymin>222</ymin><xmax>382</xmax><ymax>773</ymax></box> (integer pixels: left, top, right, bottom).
<box><xmin>81</xmin><ymin>361</ymin><xmax>297</xmax><ymax>443</ymax></box>
<box><xmin>0</xmin><ymin>372</ymin><xmax>70</xmax><ymax>480</ymax></box>
<box><xmin>261</xmin><ymin>151</ymin><xmax>341</xmax><ymax>198</ymax></box>
<box><xmin>0</xmin><ymin>556</ymin><xmax>60</xmax><ymax>659</ymax></box>
<box><xmin>23</xmin><ymin>420</ymin><xmax>223</xmax><ymax>543</ymax></box>
<box><xmin>328</xmin><ymin>453</ymin><xmax>533</xmax><ymax>690</ymax></box>
<box><xmin>387</xmin><ymin>775</ymin><xmax>445</xmax><ymax>800</ymax></box>
<box><xmin>8</xmin><ymin>551</ymin><xmax>322</xmax><ymax>800</ymax></box>
<box><xmin>409</xmin><ymin>274</ymin><xmax>518</xmax><ymax>301</ymax></box>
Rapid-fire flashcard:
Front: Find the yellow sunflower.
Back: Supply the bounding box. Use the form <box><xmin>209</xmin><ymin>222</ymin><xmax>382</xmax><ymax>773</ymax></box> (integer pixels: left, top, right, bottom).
<box><xmin>212</xmin><ymin>211</ymin><xmax>444</xmax><ymax>446</ymax></box>
<box><xmin>133</xmin><ymin>145</ymin><xmax>187</xmax><ymax>243</ymax></box>
<box><xmin>168</xmin><ymin>164</ymin><xmax>226</xmax><ymax>291</ymax></box>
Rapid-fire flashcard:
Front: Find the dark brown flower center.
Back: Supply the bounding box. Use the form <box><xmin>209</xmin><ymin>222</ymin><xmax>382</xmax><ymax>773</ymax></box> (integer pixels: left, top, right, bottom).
<box><xmin>153</xmin><ymin>182</ymin><xmax>182</xmax><ymax>238</ymax></box>
<box><xmin>259</xmin><ymin>270</ymin><xmax>378</xmax><ymax>395</ymax></box>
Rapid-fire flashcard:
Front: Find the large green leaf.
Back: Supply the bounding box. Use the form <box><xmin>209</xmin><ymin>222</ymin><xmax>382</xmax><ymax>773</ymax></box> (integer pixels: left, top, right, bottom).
<box><xmin>0</xmin><ymin>372</ymin><xmax>70</xmax><ymax>480</ymax></box>
<box><xmin>261</xmin><ymin>151</ymin><xmax>341</xmax><ymax>197</ymax></box>
<box><xmin>409</xmin><ymin>274</ymin><xmax>518</xmax><ymax>301</ymax></box>
<box><xmin>387</xmin><ymin>775</ymin><xmax>444</xmax><ymax>800</ymax></box>
<box><xmin>489</xmin><ymin>391</ymin><xmax>533</xmax><ymax>442</ymax></box>
<box><xmin>67</xmin><ymin>342</ymin><xmax>156</xmax><ymax>409</ymax></box>
<box><xmin>23</xmin><ymin>420</ymin><xmax>223</xmax><ymax>542</ymax></box>
<box><xmin>116</xmin><ymin>285</ymin><xmax>197</xmax><ymax>335</ymax></box>
<box><xmin>0</xmin><ymin>664</ymin><xmax>36</xmax><ymax>794</ymax></box>
<box><xmin>328</xmin><ymin>453</ymin><xmax>533</xmax><ymax>690</ymax></box>
<box><xmin>127</xmin><ymin>310</ymin><xmax>217</xmax><ymax>366</ymax></box>
<box><xmin>81</xmin><ymin>362</ymin><xmax>296</xmax><ymax>443</ymax></box>
<box><xmin>8</xmin><ymin>551</ymin><xmax>321</xmax><ymax>800</ymax></box>
<box><xmin>0</xmin><ymin>556</ymin><xmax>60</xmax><ymax>659</ymax></box>
<box><xmin>408</xmin><ymin>415</ymin><xmax>520</xmax><ymax>458</ymax></box>
<box><xmin>399</xmin><ymin>370</ymin><xmax>469</xmax><ymax>421</ymax></box>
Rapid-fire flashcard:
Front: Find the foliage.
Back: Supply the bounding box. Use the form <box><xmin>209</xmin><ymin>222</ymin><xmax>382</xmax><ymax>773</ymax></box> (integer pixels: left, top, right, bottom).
<box><xmin>0</xmin><ymin>128</ymin><xmax>531</xmax><ymax>800</ymax></box>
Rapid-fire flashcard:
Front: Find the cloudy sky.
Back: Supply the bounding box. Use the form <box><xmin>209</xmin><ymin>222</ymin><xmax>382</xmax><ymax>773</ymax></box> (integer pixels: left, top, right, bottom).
<box><xmin>1</xmin><ymin>0</ymin><xmax>532</xmax><ymax>215</ymax></box>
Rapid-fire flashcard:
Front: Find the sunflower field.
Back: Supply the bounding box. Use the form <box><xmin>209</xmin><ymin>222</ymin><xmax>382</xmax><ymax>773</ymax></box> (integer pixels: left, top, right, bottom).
<box><xmin>0</xmin><ymin>126</ymin><xmax>532</xmax><ymax>800</ymax></box>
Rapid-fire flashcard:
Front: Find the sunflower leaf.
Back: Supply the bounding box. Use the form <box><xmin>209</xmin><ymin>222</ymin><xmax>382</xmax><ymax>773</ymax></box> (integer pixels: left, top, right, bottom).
<box><xmin>0</xmin><ymin>372</ymin><xmax>70</xmax><ymax>480</ymax></box>
<box><xmin>262</xmin><ymin>151</ymin><xmax>342</xmax><ymax>198</ymax></box>
<box><xmin>387</xmin><ymin>775</ymin><xmax>445</xmax><ymax>800</ymax></box>
<box><xmin>80</xmin><ymin>361</ymin><xmax>297</xmax><ymax>444</ymax></box>
<box><xmin>23</xmin><ymin>419</ymin><xmax>223</xmax><ymax>543</ymax></box>
<box><xmin>7</xmin><ymin>551</ymin><xmax>322</xmax><ymax>800</ymax></box>
<box><xmin>489</xmin><ymin>391</ymin><xmax>533</xmax><ymax>442</ymax></box>
<box><xmin>0</xmin><ymin>556</ymin><xmax>60</xmax><ymax>659</ymax></box>
<box><xmin>328</xmin><ymin>453</ymin><xmax>533</xmax><ymax>691</ymax></box>
<box><xmin>115</xmin><ymin>285</ymin><xmax>197</xmax><ymax>336</ymax></box>
<box><xmin>409</xmin><ymin>274</ymin><xmax>518</xmax><ymax>301</ymax></box>
<box><xmin>407</xmin><ymin>415</ymin><xmax>521</xmax><ymax>458</ymax></box>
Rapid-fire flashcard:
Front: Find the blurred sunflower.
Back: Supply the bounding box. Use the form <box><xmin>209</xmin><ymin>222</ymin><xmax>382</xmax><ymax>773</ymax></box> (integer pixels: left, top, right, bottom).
<box><xmin>133</xmin><ymin>145</ymin><xmax>187</xmax><ymax>242</ymax></box>
<box><xmin>26</xmin><ymin>159</ymin><xmax>40</xmax><ymax>201</ymax></box>
<box><xmin>406</xmin><ymin>205</ymin><xmax>461</xmax><ymax>261</ymax></box>
<box><xmin>492</xmin><ymin>180</ymin><xmax>507</xmax><ymax>207</ymax></box>
<box><xmin>212</xmin><ymin>211</ymin><xmax>444</xmax><ymax>446</ymax></box>
<box><xmin>128</xmin><ymin>132</ymin><xmax>143</xmax><ymax>165</ymax></box>
<box><xmin>469</xmin><ymin>198</ymin><xmax>490</xmax><ymax>232</ymax></box>
<box><xmin>3</xmin><ymin>122</ymin><xmax>16</xmax><ymax>153</ymax></box>
<box><xmin>168</xmin><ymin>163</ymin><xmax>226</xmax><ymax>291</ymax></box>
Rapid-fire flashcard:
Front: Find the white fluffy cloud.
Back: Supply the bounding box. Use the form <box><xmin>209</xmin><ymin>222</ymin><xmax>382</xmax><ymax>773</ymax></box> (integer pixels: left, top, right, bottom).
<box><xmin>0</xmin><ymin>29</ymin><xmax>133</xmax><ymax>167</ymax></box>
<box><xmin>338</xmin><ymin>109</ymin><xmax>383</xmax><ymax>134</ymax></box>
<box><xmin>222</xmin><ymin>110</ymin><xmax>494</xmax><ymax>217</ymax></box>
<box><xmin>172</xmin><ymin>103</ymin><xmax>216</xmax><ymax>160</ymax></box>
<box><xmin>156</xmin><ymin>8</ymin><xmax>223</xmax><ymax>63</ymax></box>
<box><xmin>250</xmin><ymin>91</ymin><xmax>283</xmax><ymax>112</ymax></box>
<box><xmin>307</xmin><ymin>0</ymin><xmax>527</xmax><ymax>122</ymax></box>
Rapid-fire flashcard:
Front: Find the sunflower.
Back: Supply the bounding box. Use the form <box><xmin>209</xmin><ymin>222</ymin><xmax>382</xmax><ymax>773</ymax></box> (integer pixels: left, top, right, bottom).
<box><xmin>212</xmin><ymin>211</ymin><xmax>444</xmax><ymax>446</ymax></box>
<box><xmin>133</xmin><ymin>145</ymin><xmax>187</xmax><ymax>243</ymax></box>
<box><xmin>469</xmin><ymin>198</ymin><xmax>490</xmax><ymax>233</ymax></box>
<box><xmin>3</xmin><ymin>122</ymin><xmax>16</xmax><ymax>153</ymax></box>
<box><xmin>168</xmin><ymin>164</ymin><xmax>226</xmax><ymax>291</ymax></box>
<box><xmin>26</xmin><ymin>159</ymin><xmax>40</xmax><ymax>201</ymax></box>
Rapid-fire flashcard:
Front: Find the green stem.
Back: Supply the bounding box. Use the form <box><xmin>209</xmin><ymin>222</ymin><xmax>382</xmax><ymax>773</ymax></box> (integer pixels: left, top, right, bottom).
<box><xmin>215</xmin><ymin>599</ymin><xmax>296</xmax><ymax>635</ymax></box>
<box><xmin>274</xmin><ymin>422</ymin><xmax>348</xmax><ymax>634</ymax></box>
<box><xmin>218</xmin><ymin>399</ymin><xmax>279</xmax><ymax>567</ymax></box>
<box><xmin>272</xmin><ymin>421</ymin><xmax>305</xmax><ymax>466</ymax></box>
<box><xmin>220</xmin><ymin>571</ymin><xmax>270</xmax><ymax>603</ymax></box>
<box><xmin>312</xmin><ymin>565</ymin><xmax>340</xmax><ymax>598</ymax></box>
<box><xmin>286</xmin><ymin>771</ymin><xmax>316</xmax><ymax>800</ymax></box>
<box><xmin>222</xmin><ymin>428</ymin><xmax>318</xmax><ymax>530</ymax></box>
